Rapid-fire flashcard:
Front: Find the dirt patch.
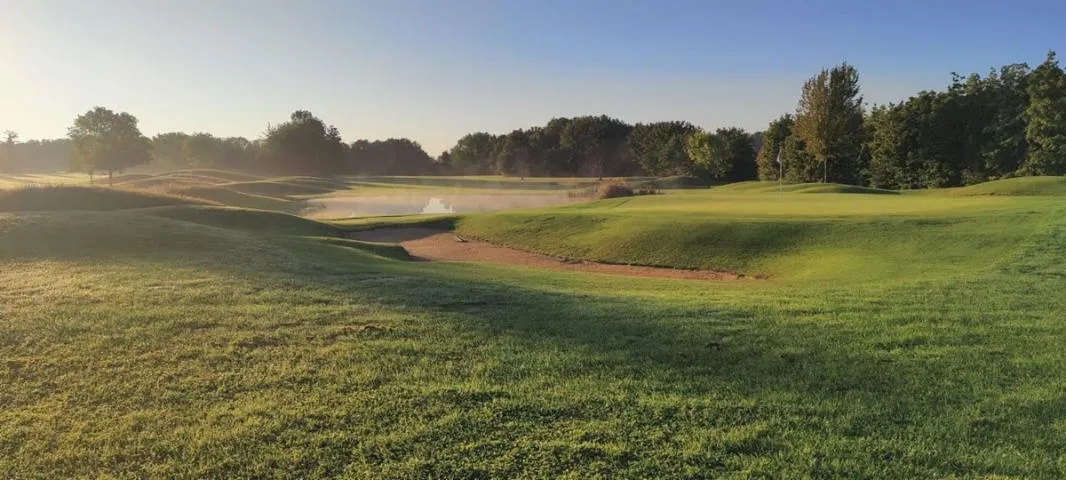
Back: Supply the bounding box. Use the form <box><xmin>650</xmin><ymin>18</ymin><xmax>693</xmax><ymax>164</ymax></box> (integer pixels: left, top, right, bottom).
<box><xmin>350</xmin><ymin>228</ymin><xmax>741</xmax><ymax>281</ymax></box>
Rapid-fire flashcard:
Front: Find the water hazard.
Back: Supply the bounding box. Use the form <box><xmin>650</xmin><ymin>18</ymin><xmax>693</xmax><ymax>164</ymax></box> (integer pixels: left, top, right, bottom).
<box><xmin>307</xmin><ymin>193</ymin><xmax>579</xmax><ymax>218</ymax></box>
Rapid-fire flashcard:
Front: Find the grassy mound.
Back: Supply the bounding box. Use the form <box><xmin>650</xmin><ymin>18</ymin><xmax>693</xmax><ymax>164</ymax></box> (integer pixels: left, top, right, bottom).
<box><xmin>0</xmin><ymin>186</ymin><xmax>210</xmax><ymax>212</ymax></box>
<box><xmin>173</xmin><ymin>186</ymin><xmax>299</xmax><ymax>212</ymax></box>
<box><xmin>173</xmin><ymin>169</ymin><xmax>266</xmax><ymax>182</ymax></box>
<box><xmin>457</xmin><ymin>191</ymin><xmax>1050</xmax><ymax>281</ymax></box>
<box><xmin>312</xmin><ymin>237</ymin><xmax>414</xmax><ymax>260</ymax></box>
<box><xmin>713</xmin><ymin>181</ymin><xmax>898</xmax><ymax>195</ymax></box>
<box><xmin>0</xmin><ymin>210</ymin><xmax>280</xmax><ymax>260</ymax></box>
<box><xmin>268</xmin><ymin>176</ymin><xmax>350</xmax><ymax>191</ymax></box>
<box><xmin>631</xmin><ymin>175</ymin><xmax>711</xmax><ymax>189</ymax></box>
<box><xmin>947</xmin><ymin>176</ymin><xmax>1066</xmax><ymax>196</ymax></box>
<box><xmin>146</xmin><ymin>206</ymin><xmax>341</xmax><ymax>236</ymax></box>
<box><xmin>113</xmin><ymin>169</ymin><xmax>265</xmax><ymax>187</ymax></box>
<box><xmin>223</xmin><ymin>179</ymin><xmax>339</xmax><ymax>197</ymax></box>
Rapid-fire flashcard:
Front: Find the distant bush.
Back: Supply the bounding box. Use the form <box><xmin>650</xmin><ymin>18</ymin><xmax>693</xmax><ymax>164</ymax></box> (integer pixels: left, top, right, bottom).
<box><xmin>596</xmin><ymin>180</ymin><xmax>634</xmax><ymax>199</ymax></box>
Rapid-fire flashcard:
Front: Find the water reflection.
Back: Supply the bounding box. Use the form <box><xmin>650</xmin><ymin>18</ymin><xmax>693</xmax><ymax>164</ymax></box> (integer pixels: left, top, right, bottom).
<box><xmin>307</xmin><ymin>193</ymin><xmax>578</xmax><ymax>218</ymax></box>
<box><xmin>421</xmin><ymin>197</ymin><xmax>455</xmax><ymax>214</ymax></box>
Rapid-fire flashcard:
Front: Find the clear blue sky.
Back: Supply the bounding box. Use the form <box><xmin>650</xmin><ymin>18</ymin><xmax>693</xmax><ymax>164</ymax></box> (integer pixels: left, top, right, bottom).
<box><xmin>3</xmin><ymin>0</ymin><xmax>1063</xmax><ymax>154</ymax></box>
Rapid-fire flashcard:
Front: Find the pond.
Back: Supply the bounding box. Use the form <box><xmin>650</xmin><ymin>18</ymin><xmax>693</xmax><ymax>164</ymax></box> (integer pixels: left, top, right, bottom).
<box><xmin>306</xmin><ymin>193</ymin><xmax>582</xmax><ymax>218</ymax></box>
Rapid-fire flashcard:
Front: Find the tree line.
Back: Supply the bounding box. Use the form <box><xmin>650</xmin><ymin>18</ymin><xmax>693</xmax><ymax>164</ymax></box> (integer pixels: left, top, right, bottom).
<box><xmin>2</xmin><ymin>50</ymin><xmax>1064</xmax><ymax>187</ymax></box>
<box><xmin>2</xmin><ymin>113</ymin><xmax>762</xmax><ymax>184</ymax></box>
<box><xmin>758</xmin><ymin>51</ymin><xmax>1066</xmax><ymax>187</ymax></box>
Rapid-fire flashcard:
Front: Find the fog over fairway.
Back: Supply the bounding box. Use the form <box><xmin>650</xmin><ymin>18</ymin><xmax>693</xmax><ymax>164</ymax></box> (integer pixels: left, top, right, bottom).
<box><xmin>307</xmin><ymin>192</ymin><xmax>581</xmax><ymax>218</ymax></box>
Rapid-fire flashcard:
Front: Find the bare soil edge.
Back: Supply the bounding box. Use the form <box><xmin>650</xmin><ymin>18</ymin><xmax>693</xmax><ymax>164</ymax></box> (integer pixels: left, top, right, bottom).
<box><xmin>349</xmin><ymin>228</ymin><xmax>745</xmax><ymax>281</ymax></box>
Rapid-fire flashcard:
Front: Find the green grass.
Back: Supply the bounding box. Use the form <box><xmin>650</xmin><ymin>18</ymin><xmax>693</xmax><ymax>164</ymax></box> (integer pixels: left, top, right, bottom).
<box><xmin>223</xmin><ymin>179</ymin><xmax>341</xmax><ymax>198</ymax></box>
<box><xmin>0</xmin><ymin>173</ymin><xmax>88</xmax><ymax>189</ymax></box>
<box><xmin>145</xmin><ymin>205</ymin><xmax>343</xmax><ymax>236</ymax></box>
<box><xmin>458</xmin><ymin>191</ymin><xmax>1055</xmax><ymax>281</ymax></box>
<box><xmin>3</xmin><ymin>177</ymin><xmax>1066</xmax><ymax>477</ymax></box>
<box><xmin>173</xmin><ymin>185</ymin><xmax>302</xmax><ymax>212</ymax></box>
<box><xmin>328</xmin><ymin>213</ymin><xmax>459</xmax><ymax>231</ymax></box>
<box><xmin>713</xmin><ymin>180</ymin><xmax>899</xmax><ymax>195</ymax></box>
<box><xmin>945</xmin><ymin>175</ymin><xmax>1066</xmax><ymax>196</ymax></box>
<box><xmin>0</xmin><ymin>185</ymin><xmax>211</xmax><ymax>212</ymax></box>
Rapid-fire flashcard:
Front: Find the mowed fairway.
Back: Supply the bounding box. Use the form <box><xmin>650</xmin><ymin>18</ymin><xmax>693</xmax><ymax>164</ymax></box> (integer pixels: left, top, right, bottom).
<box><xmin>2</xmin><ymin>176</ymin><xmax>1066</xmax><ymax>477</ymax></box>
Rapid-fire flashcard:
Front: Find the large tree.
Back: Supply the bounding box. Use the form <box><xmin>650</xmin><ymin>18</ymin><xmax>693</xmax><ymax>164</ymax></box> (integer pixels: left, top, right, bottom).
<box><xmin>183</xmin><ymin>133</ymin><xmax>225</xmax><ymax>168</ymax></box>
<box><xmin>1022</xmin><ymin>51</ymin><xmax>1066</xmax><ymax>175</ymax></box>
<box><xmin>348</xmin><ymin>138</ymin><xmax>434</xmax><ymax>175</ymax></box>
<box><xmin>866</xmin><ymin>92</ymin><xmax>963</xmax><ymax>189</ymax></box>
<box><xmin>952</xmin><ymin>64</ymin><xmax>1031</xmax><ymax>181</ymax></box>
<box><xmin>261</xmin><ymin>110</ymin><xmax>345</xmax><ymax>175</ymax></box>
<box><xmin>495</xmin><ymin>129</ymin><xmax>535</xmax><ymax>176</ymax></box>
<box><xmin>560</xmin><ymin>115</ymin><xmax>633</xmax><ymax>177</ymax></box>
<box><xmin>792</xmin><ymin>63</ymin><xmax>866</xmax><ymax>184</ymax></box>
<box><xmin>448</xmin><ymin>132</ymin><xmax>500</xmax><ymax>174</ymax></box>
<box><xmin>151</xmin><ymin>132</ymin><xmax>191</xmax><ymax>167</ymax></box>
<box><xmin>627</xmin><ymin>121</ymin><xmax>698</xmax><ymax>176</ymax></box>
<box><xmin>68</xmin><ymin>107</ymin><xmax>152</xmax><ymax>186</ymax></box>
<box><xmin>685</xmin><ymin>128</ymin><xmax>757</xmax><ymax>182</ymax></box>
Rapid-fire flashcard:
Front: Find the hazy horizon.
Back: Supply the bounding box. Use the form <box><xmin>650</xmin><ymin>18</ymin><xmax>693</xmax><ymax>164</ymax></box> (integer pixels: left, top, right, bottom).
<box><xmin>3</xmin><ymin>0</ymin><xmax>1063</xmax><ymax>154</ymax></box>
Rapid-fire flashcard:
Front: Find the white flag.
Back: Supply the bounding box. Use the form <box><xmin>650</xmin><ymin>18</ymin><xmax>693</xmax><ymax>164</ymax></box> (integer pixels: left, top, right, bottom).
<box><xmin>775</xmin><ymin>150</ymin><xmax>782</xmax><ymax>165</ymax></box>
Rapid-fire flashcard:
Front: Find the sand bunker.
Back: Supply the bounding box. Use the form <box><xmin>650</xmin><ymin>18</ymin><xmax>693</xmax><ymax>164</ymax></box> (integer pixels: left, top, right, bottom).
<box><xmin>350</xmin><ymin>228</ymin><xmax>740</xmax><ymax>281</ymax></box>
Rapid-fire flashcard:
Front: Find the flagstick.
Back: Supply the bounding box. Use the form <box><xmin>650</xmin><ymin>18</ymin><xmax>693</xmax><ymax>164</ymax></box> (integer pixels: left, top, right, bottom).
<box><xmin>777</xmin><ymin>150</ymin><xmax>783</xmax><ymax>194</ymax></box>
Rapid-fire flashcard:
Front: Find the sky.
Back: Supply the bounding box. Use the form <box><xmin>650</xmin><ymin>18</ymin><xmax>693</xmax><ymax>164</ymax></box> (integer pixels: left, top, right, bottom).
<box><xmin>2</xmin><ymin>0</ymin><xmax>1064</xmax><ymax>154</ymax></box>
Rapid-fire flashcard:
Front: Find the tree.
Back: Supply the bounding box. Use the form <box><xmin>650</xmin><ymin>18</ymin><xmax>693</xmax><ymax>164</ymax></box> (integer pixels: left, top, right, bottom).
<box><xmin>495</xmin><ymin>129</ymin><xmax>535</xmax><ymax>176</ymax></box>
<box><xmin>948</xmin><ymin>64</ymin><xmax>1031</xmax><ymax>181</ymax></box>
<box><xmin>261</xmin><ymin>110</ymin><xmax>345</xmax><ymax>174</ymax></box>
<box><xmin>793</xmin><ymin>63</ymin><xmax>866</xmax><ymax>184</ymax></box>
<box><xmin>684</xmin><ymin>130</ymin><xmax>722</xmax><ymax>178</ymax></box>
<box><xmin>219</xmin><ymin>137</ymin><xmax>256</xmax><ymax>169</ymax></box>
<box><xmin>1</xmin><ymin>130</ymin><xmax>17</xmax><ymax>173</ymax></box>
<box><xmin>436</xmin><ymin>151</ymin><xmax>453</xmax><ymax>174</ymax></box>
<box><xmin>5</xmin><ymin>138</ymin><xmax>72</xmax><ymax>173</ymax></box>
<box><xmin>627</xmin><ymin>121</ymin><xmax>698</xmax><ymax>176</ymax></box>
<box><xmin>183</xmin><ymin>133</ymin><xmax>225</xmax><ymax>168</ymax></box>
<box><xmin>151</xmin><ymin>132</ymin><xmax>191</xmax><ymax>167</ymax></box>
<box><xmin>347</xmin><ymin>138</ymin><xmax>434</xmax><ymax>175</ymax></box>
<box><xmin>1023</xmin><ymin>51</ymin><xmax>1066</xmax><ymax>175</ymax></box>
<box><xmin>866</xmin><ymin>91</ymin><xmax>964</xmax><ymax>189</ymax></box>
<box><xmin>560</xmin><ymin>115</ymin><xmax>633</xmax><ymax>177</ymax></box>
<box><xmin>68</xmin><ymin>107</ymin><xmax>152</xmax><ymax>186</ymax></box>
<box><xmin>448</xmin><ymin>132</ymin><xmax>500</xmax><ymax>174</ymax></box>
<box><xmin>685</xmin><ymin>128</ymin><xmax>757</xmax><ymax>182</ymax></box>
<box><xmin>756</xmin><ymin>115</ymin><xmax>793</xmax><ymax>180</ymax></box>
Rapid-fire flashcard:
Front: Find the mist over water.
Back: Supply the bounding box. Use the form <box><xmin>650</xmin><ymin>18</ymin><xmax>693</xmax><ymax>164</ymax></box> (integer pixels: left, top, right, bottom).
<box><xmin>307</xmin><ymin>193</ymin><xmax>579</xmax><ymax>218</ymax></box>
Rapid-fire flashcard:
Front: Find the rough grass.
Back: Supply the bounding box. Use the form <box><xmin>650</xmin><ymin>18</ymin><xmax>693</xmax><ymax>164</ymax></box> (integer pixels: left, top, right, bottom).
<box><xmin>3</xmin><ymin>194</ymin><xmax>1066</xmax><ymax>477</ymax></box>
<box><xmin>173</xmin><ymin>186</ymin><xmax>301</xmax><ymax>212</ymax></box>
<box><xmin>0</xmin><ymin>185</ymin><xmax>211</xmax><ymax>212</ymax></box>
<box><xmin>4</xmin><ymin>176</ymin><xmax>1066</xmax><ymax>477</ymax></box>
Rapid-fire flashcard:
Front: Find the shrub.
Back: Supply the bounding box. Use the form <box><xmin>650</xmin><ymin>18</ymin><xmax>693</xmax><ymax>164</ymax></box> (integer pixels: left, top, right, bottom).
<box><xmin>596</xmin><ymin>180</ymin><xmax>634</xmax><ymax>199</ymax></box>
